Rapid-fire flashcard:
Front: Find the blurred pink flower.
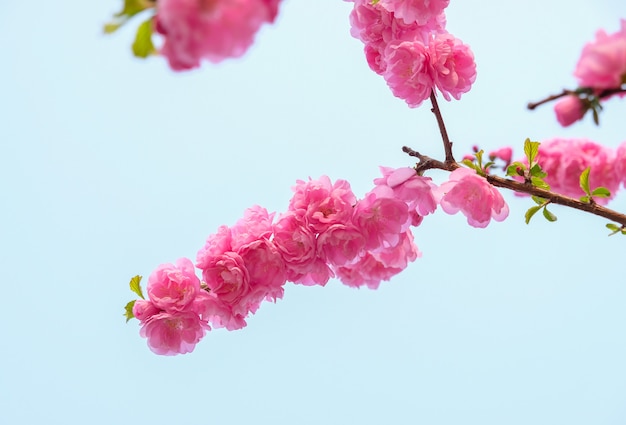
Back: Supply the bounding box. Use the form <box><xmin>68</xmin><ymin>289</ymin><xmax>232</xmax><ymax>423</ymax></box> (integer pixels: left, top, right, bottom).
<box><xmin>436</xmin><ymin>168</ymin><xmax>509</xmax><ymax>228</ymax></box>
<box><xmin>615</xmin><ymin>141</ymin><xmax>626</xmax><ymax>188</ymax></box>
<box><xmin>553</xmin><ymin>95</ymin><xmax>585</xmax><ymax>127</ymax></box>
<box><xmin>530</xmin><ymin>138</ymin><xmax>620</xmax><ymax>204</ymax></box>
<box><xmin>156</xmin><ymin>0</ymin><xmax>281</xmax><ymax>70</ymax></box>
<box><xmin>574</xmin><ymin>19</ymin><xmax>626</xmax><ymax>89</ymax></box>
<box><xmin>488</xmin><ymin>147</ymin><xmax>513</xmax><ymax>165</ymax></box>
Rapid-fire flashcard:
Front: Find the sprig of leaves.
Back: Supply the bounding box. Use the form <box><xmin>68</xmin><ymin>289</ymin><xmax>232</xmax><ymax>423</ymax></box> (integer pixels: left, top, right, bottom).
<box><xmin>505</xmin><ymin>139</ymin><xmax>550</xmax><ymax>191</ymax></box>
<box><xmin>461</xmin><ymin>149</ymin><xmax>494</xmax><ymax>176</ymax></box>
<box><xmin>525</xmin><ymin>196</ymin><xmax>557</xmax><ymax>224</ymax></box>
<box><xmin>124</xmin><ymin>275</ymin><xmax>144</xmax><ymax>322</ymax></box>
<box><xmin>104</xmin><ymin>0</ymin><xmax>155</xmax><ymax>34</ymax></box>
<box><xmin>606</xmin><ymin>223</ymin><xmax>626</xmax><ymax>236</ymax></box>
<box><xmin>579</xmin><ymin>167</ymin><xmax>611</xmax><ymax>204</ymax></box>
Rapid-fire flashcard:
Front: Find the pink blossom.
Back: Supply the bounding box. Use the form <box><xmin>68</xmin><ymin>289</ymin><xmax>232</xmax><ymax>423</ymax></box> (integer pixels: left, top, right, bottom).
<box><xmin>373</xmin><ymin>166</ymin><xmax>437</xmax><ymax>221</ymax></box>
<box><xmin>353</xmin><ymin>193</ymin><xmax>409</xmax><ymax>249</ymax></box>
<box><xmin>146</xmin><ymin>258</ymin><xmax>201</xmax><ymax>313</ymax></box>
<box><xmin>428</xmin><ymin>33</ymin><xmax>476</xmax><ymax>101</ymax></box>
<box><xmin>156</xmin><ymin>0</ymin><xmax>281</xmax><ymax>70</ymax></box>
<box><xmin>377</xmin><ymin>0</ymin><xmax>450</xmax><ymax>26</ymax></box>
<box><xmin>382</xmin><ymin>40</ymin><xmax>433</xmax><ymax>107</ymax></box>
<box><xmin>196</xmin><ymin>225</ymin><xmax>233</xmax><ymax>270</ymax></box>
<box><xmin>488</xmin><ymin>147</ymin><xmax>513</xmax><ymax>165</ymax></box>
<box><xmin>529</xmin><ymin>138</ymin><xmax>620</xmax><ymax>204</ymax></box>
<box><xmin>132</xmin><ymin>299</ymin><xmax>160</xmax><ymax>322</ymax></box>
<box><xmin>288</xmin><ymin>176</ymin><xmax>357</xmax><ymax>233</ymax></box>
<box><xmin>574</xmin><ymin>19</ymin><xmax>626</xmax><ymax>89</ymax></box>
<box><xmin>273</xmin><ymin>213</ymin><xmax>332</xmax><ymax>285</ymax></box>
<box><xmin>554</xmin><ymin>95</ymin><xmax>586</xmax><ymax>127</ymax></box>
<box><xmin>230</xmin><ymin>205</ymin><xmax>275</xmax><ymax>251</ymax></box>
<box><xmin>200</xmin><ymin>252</ymin><xmax>251</xmax><ymax>312</ymax></box>
<box><xmin>238</xmin><ymin>238</ymin><xmax>287</xmax><ymax>307</ymax></box>
<box><xmin>317</xmin><ymin>223</ymin><xmax>366</xmax><ymax>267</ymax></box>
<box><xmin>335</xmin><ymin>229</ymin><xmax>419</xmax><ymax>290</ymax></box>
<box><xmin>139</xmin><ymin>311</ymin><xmax>209</xmax><ymax>355</ymax></box>
<box><xmin>191</xmin><ymin>291</ymin><xmax>248</xmax><ymax>331</ymax></box>
<box><xmin>436</xmin><ymin>167</ymin><xmax>509</xmax><ymax>228</ymax></box>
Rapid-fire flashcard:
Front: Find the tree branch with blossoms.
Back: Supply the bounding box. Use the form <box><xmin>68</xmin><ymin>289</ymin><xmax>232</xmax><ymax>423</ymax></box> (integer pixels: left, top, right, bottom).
<box><xmin>106</xmin><ymin>0</ymin><xmax>626</xmax><ymax>355</ymax></box>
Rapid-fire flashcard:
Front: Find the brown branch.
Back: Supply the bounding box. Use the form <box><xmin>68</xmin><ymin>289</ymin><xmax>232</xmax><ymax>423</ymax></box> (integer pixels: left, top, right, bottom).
<box><xmin>402</xmin><ymin>146</ymin><xmax>626</xmax><ymax>227</ymax></box>
<box><xmin>527</xmin><ymin>86</ymin><xmax>626</xmax><ymax>110</ymax></box>
<box><xmin>429</xmin><ymin>91</ymin><xmax>455</xmax><ymax>164</ymax></box>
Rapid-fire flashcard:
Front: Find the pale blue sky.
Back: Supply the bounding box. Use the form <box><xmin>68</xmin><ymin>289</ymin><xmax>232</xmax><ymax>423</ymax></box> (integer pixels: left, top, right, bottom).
<box><xmin>2</xmin><ymin>1</ymin><xmax>626</xmax><ymax>424</ymax></box>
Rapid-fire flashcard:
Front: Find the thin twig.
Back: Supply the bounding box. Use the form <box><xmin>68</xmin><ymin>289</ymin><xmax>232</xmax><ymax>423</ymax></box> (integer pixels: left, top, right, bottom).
<box><xmin>429</xmin><ymin>91</ymin><xmax>455</xmax><ymax>164</ymax></box>
<box><xmin>527</xmin><ymin>87</ymin><xmax>626</xmax><ymax>110</ymax></box>
<box><xmin>402</xmin><ymin>146</ymin><xmax>626</xmax><ymax>227</ymax></box>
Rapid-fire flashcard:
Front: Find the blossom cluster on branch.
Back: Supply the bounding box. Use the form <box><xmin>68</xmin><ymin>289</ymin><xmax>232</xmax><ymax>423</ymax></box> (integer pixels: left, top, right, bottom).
<box><xmin>546</xmin><ymin>19</ymin><xmax>626</xmax><ymax>126</ymax></box>
<box><xmin>109</xmin><ymin>1</ymin><xmax>626</xmax><ymax>355</ymax></box>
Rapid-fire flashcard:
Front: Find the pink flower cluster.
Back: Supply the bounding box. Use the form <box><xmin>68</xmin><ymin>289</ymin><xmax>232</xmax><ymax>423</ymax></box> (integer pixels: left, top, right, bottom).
<box><xmin>554</xmin><ymin>19</ymin><xmax>626</xmax><ymax>126</ymax></box>
<box><xmin>348</xmin><ymin>0</ymin><xmax>476</xmax><ymax>107</ymax></box>
<box><xmin>512</xmin><ymin>138</ymin><xmax>625</xmax><ymax>204</ymax></box>
<box><xmin>132</xmin><ymin>166</ymin><xmax>511</xmax><ymax>355</ymax></box>
<box><xmin>155</xmin><ymin>0</ymin><xmax>282</xmax><ymax>70</ymax></box>
<box><xmin>132</xmin><ymin>258</ymin><xmax>210</xmax><ymax>355</ymax></box>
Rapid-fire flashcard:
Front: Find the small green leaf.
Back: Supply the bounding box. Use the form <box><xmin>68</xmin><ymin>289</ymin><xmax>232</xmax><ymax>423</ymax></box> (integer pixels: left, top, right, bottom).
<box><xmin>506</xmin><ymin>162</ymin><xmax>526</xmax><ymax>177</ymax></box>
<box><xmin>124</xmin><ymin>300</ymin><xmax>136</xmax><ymax>323</ymax></box>
<box><xmin>129</xmin><ymin>275</ymin><xmax>144</xmax><ymax>299</ymax></box>
<box><xmin>531</xmin><ymin>196</ymin><xmax>546</xmax><ymax>205</ymax></box>
<box><xmin>461</xmin><ymin>159</ymin><xmax>480</xmax><ymax>172</ymax></box>
<box><xmin>104</xmin><ymin>0</ymin><xmax>155</xmax><ymax>34</ymax></box>
<box><xmin>524</xmin><ymin>139</ymin><xmax>540</xmax><ymax>166</ymax></box>
<box><xmin>525</xmin><ymin>205</ymin><xmax>542</xmax><ymax>224</ymax></box>
<box><xmin>592</xmin><ymin>107</ymin><xmax>600</xmax><ymax>125</ymax></box>
<box><xmin>530</xmin><ymin>176</ymin><xmax>550</xmax><ymax>190</ymax></box>
<box><xmin>580</xmin><ymin>195</ymin><xmax>590</xmax><ymax>203</ymax></box>
<box><xmin>579</xmin><ymin>167</ymin><xmax>591</xmax><ymax>196</ymax></box>
<box><xmin>607</xmin><ymin>223</ymin><xmax>620</xmax><ymax>231</ymax></box>
<box><xmin>542</xmin><ymin>208</ymin><xmax>557</xmax><ymax>222</ymax></box>
<box><xmin>591</xmin><ymin>187</ymin><xmax>611</xmax><ymax>198</ymax></box>
<box><xmin>132</xmin><ymin>18</ymin><xmax>156</xmax><ymax>58</ymax></box>
<box><xmin>529</xmin><ymin>163</ymin><xmax>547</xmax><ymax>178</ymax></box>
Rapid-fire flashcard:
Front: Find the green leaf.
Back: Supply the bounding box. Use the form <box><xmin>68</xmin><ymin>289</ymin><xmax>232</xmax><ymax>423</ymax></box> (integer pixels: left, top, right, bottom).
<box><xmin>592</xmin><ymin>107</ymin><xmax>600</xmax><ymax>125</ymax></box>
<box><xmin>506</xmin><ymin>162</ymin><xmax>526</xmax><ymax>177</ymax></box>
<box><xmin>124</xmin><ymin>300</ymin><xmax>136</xmax><ymax>323</ymax></box>
<box><xmin>529</xmin><ymin>163</ymin><xmax>547</xmax><ymax>178</ymax></box>
<box><xmin>579</xmin><ymin>195</ymin><xmax>590</xmax><ymax>203</ymax></box>
<box><xmin>524</xmin><ymin>139</ymin><xmax>540</xmax><ymax>166</ymax></box>
<box><xmin>531</xmin><ymin>196</ymin><xmax>546</xmax><ymax>205</ymax></box>
<box><xmin>461</xmin><ymin>159</ymin><xmax>480</xmax><ymax>172</ymax></box>
<box><xmin>542</xmin><ymin>207</ymin><xmax>557</xmax><ymax>222</ymax></box>
<box><xmin>104</xmin><ymin>0</ymin><xmax>155</xmax><ymax>34</ymax></box>
<box><xmin>132</xmin><ymin>18</ymin><xmax>156</xmax><ymax>58</ymax></box>
<box><xmin>525</xmin><ymin>205</ymin><xmax>542</xmax><ymax>224</ymax></box>
<box><xmin>129</xmin><ymin>275</ymin><xmax>144</xmax><ymax>299</ymax></box>
<box><xmin>607</xmin><ymin>223</ymin><xmax>620</xmax><ymax>231</ymax></box>
<box><xmin>591</xmin><ymin>187</ymin><xmax>611</xmax><ymax>198</ymax></box>
<box><xmin>530</xmin><ymin>176</ymin><xmax>550</xmax><ymax>190</ymax></box>
<box><xmin>579</xmin><ymin>167</ymin><xmax>591</xmax><ymax>196</ymax></box>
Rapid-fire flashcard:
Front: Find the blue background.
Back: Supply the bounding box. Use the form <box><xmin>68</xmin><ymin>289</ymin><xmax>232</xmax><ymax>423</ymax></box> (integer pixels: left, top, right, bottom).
<box><xmin>1</xmin><ymin>1</ymin><xmax>626</xmax><ymax>424</ymax></box>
